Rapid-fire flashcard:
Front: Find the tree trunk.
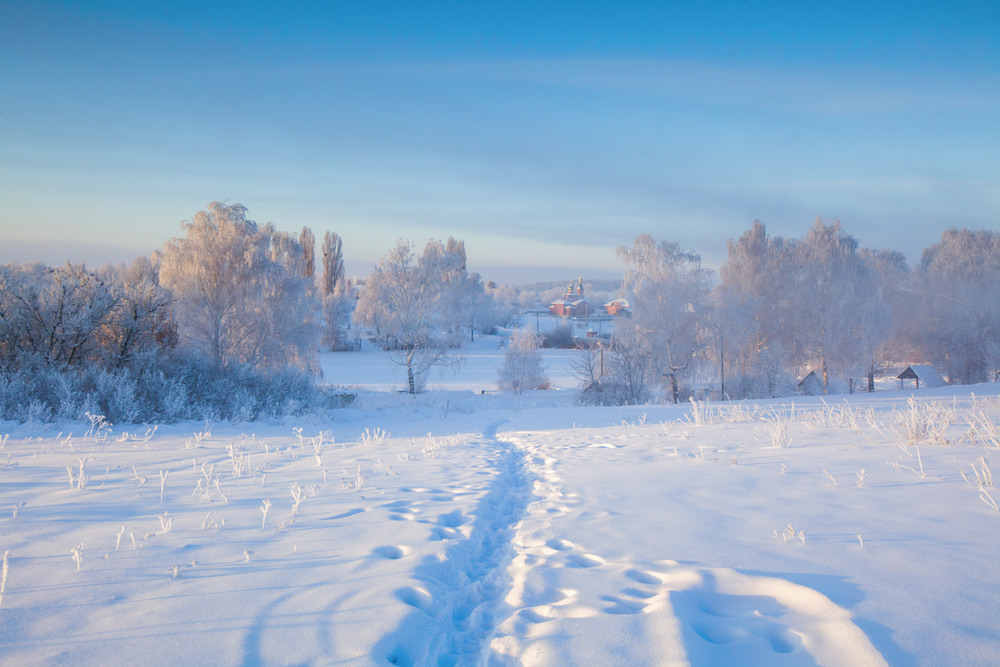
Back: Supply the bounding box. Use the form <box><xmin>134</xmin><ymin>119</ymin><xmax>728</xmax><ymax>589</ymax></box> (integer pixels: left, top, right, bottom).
<box><xmin>406</xmin><ymin>349</ymin><xmax>416</xmax><ymax>394</ymax></box>
<box><xmin>719</xmin><ymin>332</ymin><xmax>725</xmax><ymax>399</ymax></box>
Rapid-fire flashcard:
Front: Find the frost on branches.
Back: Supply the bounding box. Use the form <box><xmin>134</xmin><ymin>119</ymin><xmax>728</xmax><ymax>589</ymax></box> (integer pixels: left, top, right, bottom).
<box><xmin>497</xmin><ymin>329</ymin><xmax>549</xmax><ymax>394</ymax></box>
<box><xmin>354</xmin><ymin>238</ymin><xmax>485</xmax><ymax>394</ymax></box>
<box><xmin>158</xmin><ymin>202</ymin><xmax>318</xmax><ymax>372</ymax></box>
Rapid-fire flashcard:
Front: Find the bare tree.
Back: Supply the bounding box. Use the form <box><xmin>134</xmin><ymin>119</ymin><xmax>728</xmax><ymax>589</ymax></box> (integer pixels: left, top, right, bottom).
<box><xmin>0</xmin><ymin>262</ymin><xmax>119</xmax><ymax>368</ymax></box>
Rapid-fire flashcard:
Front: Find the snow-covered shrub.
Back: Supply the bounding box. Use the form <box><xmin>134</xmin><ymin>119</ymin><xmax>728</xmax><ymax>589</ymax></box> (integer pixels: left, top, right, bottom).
<box><xmin>0</xmin><ymin>356</ymin><xmax>325</xmax><ymax>424</ymax></box>
<box><xmin>541</xmin><ymin>322</ymin><xmax>575</xmax><ymax>349</ymax></box>
<box><xmin>497</xmin><ymin>329</ymin><xmax>549</xmax><ymax>394</ymax></box>
<box><xmin>577</xmin><ymin>379</ymin><xmax>635</xmax><ymax>406</ymax></box>
<box><xmin>727</xmin><ymin>351</ymin><xmax>795</xmax><ymax>399</ymax></box>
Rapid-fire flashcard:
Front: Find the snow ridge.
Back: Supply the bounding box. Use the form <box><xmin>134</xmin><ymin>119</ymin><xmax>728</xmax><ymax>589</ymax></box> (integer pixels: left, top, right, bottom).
<box><xmin>386</xmin><ymin>422</ymin><xmax>535</xmax><ymax>666</ymax></box>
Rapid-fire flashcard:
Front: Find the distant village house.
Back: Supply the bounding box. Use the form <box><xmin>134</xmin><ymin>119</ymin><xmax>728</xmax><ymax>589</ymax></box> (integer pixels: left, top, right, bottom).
<box><xmin>604</xmin><ymin>298</ymin><xmax>630</xmax><ymax>317</ymax></box>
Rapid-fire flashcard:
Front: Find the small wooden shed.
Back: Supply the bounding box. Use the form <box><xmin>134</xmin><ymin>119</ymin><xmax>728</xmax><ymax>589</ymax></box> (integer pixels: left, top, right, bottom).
<box><xmin>797</xmin><ymin>370</ymin><xmax>822</xmax><ymax>395</ymax></box>
<box><xmin>897</xmin><ymin>364</ymin><xmax>947</xmax><ymax>389</ymax></box>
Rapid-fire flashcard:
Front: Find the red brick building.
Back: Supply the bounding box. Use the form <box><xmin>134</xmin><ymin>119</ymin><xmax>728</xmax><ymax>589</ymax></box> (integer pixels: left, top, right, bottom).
<box><xmin>549</xmin><ymin>278</ymin><xmax>592</xmax><ymax>318</ymax></box>
<box><xmin>603</xmin><ymin>298</ymin><xmax>630</xmax><ymax>317</ymax></box>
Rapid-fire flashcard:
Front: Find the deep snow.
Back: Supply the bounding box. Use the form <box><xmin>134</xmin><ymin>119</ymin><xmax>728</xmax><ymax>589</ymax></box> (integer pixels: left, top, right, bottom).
<box><xmin>1</xmin><ymin>341</ymin><xmax>998</xmax><ymax>665</ymax></box>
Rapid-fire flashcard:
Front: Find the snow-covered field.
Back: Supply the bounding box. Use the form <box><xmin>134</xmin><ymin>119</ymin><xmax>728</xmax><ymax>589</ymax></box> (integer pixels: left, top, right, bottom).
<box><xmin>318</xmin><ymin>335</ymin><xmax>584</xmax><ymax>392</ymax></box>
<box><xmin>2</xmin><ymin>343</ymin><xmax>999</xmax><ymax>665</ymax></box>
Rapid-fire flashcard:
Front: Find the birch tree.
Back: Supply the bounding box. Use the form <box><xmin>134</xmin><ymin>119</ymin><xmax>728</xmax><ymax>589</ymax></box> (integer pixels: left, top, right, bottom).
<box><xmin>792</xmin><ymin>218</ymin><xmax>868</xmax><ymax>392</ymax></box>
<box><xmin>915</xmin><ymin>228</ymin><xmax>1000</xmax><ymax>383</ymax></box>
<box><xmin>158</xmin><ymin>202</ymin><xmax>317</xmax><ymax>371</ymax></box>
<box><xmin>616</xmin><ymin>234</ymin><xmax>712</xmax><ymax>402</ymax></box>
<box><xmin>353</xmin><ymin>238</ymin><xmax>470</xmax><ymax>393</ymax></box>
<box><xmin>716</xmin><ymin>221</ymin><xmax>795</xmax><ymax>397</ymax></box>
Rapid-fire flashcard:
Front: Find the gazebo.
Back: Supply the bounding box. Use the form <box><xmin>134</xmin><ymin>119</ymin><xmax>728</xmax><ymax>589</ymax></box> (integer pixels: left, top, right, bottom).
<box><xmin>897</xmin><ymin>364</ymin><xmax>947</xmax><ymax>389</ymax></box>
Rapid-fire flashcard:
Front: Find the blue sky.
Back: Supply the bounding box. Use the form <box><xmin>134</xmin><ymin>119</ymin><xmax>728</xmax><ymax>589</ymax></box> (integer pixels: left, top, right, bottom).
<box><xmin>2</xmin><ymin>1</ymin><xmax>998</xmax><ymax>282</ymax></box>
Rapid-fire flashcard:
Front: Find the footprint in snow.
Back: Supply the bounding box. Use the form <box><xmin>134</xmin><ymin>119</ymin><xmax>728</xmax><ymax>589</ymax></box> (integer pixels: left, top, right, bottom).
<box><xmin>657</xmin><ymin>566</ymin><xmax>885</xmax><ymax>664</ymax></box>
<box><xmin>601</xmin><ymin>594</ymin><xmax>650</xmax><ymax>615</ymax></box>
<box><xmin>567</xmin><ymin>553</ymin><xmax>605</xmax><ymax>568</ymax></box>
<box><xmin>373</xmin><ymin>545</ymin><xmax>409</xmax><ymax>560</ymax></box>
<box><xmin>386</xmin><ymin>503</ymin><xmax>419</xmax><ymax>521</ymax></box>
<box><xmin>394</xmin><ymin>586</ymin><xmax>439</xmax><ymax>616</ymax></box>
<box><xmin>622</xmin><ymin>587</ymin><xmax>659</xmax><ymax>600</ymax></box>
<box><xmin>429</xmin><ymin>526</ymin><xmax>462</xmax><ymax>541</ymax></box>
<box><xmin>437</xmin><ymin>509</ymin><xmax>470</xmax><ymax>528</ymax></box>
<box><xmin>625</xmin><ymin>569</ymin><xmax>664</xmax><ymax>585</ymax></box>
<box><xmin>519</xmin><ymin>607</ymin><xmax>556</xmax><ymax>624</ymax></box>
<box><xmin>544</xmin><ymin>538</ymin><xmax>574</xmax><ymax>552</ymax></box>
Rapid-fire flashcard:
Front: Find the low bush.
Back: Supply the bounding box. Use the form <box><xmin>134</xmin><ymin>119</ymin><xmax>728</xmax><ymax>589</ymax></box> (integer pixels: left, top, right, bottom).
<box><xmin>0</xmin><ymin>356</ymin><xmax>325</xmax><ymax>424</ymax></box>
<box><xmin>541</xmin><ymin>323</ymin><xmax>575</xmax><ymax>349</ymax></box>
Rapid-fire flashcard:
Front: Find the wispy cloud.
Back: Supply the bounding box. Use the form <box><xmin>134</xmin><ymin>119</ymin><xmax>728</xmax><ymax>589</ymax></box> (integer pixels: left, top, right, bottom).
<box><xmin>351</xmin><ymin>57</ymin><xmax>1000</xmax><ymax>116</ymax></box>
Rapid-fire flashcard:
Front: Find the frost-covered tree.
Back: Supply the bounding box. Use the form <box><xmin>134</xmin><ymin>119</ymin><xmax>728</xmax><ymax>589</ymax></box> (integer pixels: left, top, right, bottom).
<box><xmin>716</xmin><ymin>221</ymin><xmax>795</xmax><ymax>397</ymax></box>
<box><xmin>855</xmin><ymin>248</ymin><xmax>910</xmax><ymax>391</ymax></box>
<box><xmin>718</xmin><ymin>219</ymin><xmax>899</xmax><ymax>396</ymax></box>
<box><xmin>321</xmin><ymin>279</ymin><xmax>356</xmax><ymax>351</ymax></box>
<box><xmin>98</xmin><ymin>257</ymin><xmax>176</xmax><ymax>367</ymax></box>
<box><xmin>419</xmin><ymin>237</ymin><xmax>469</xmax><ymax>345</ymax></box>
<box><xmin>497</xmin><ymin>329</ymin><xmax>548</xmax><ymax>394</ymax></box>
<box><xmin>487</xmin><ymin>283</ymin><xmax>523</xmax><ymax>329</ymax></box>
<box><xmin>616</xmin><ymin>234</ymin><xmax>713</xmax><ymax>402</ymax></box>
<box><xmin>299</xmin><ymin>227</ymin><xmax>316</xmax><ymax>280</ymax></box>
<box><xmin>353</xmin><ymin>238</ymin><xmax>470</xmax><ymax>393</ymax></box>
<box><xmin>321</xmin><ymin>231</ymin><xmax>345</xmax><ymax>298</ymax></box>
<box><xmin>158</xmin><ymin>202</ymin><xmax>317</xmax><ymax>371</ymax></box>
<box><xmin>460</xmin><ymin>272</ymin><xmax>493</xmax><ymax>341</ymax></box>
<box><xmin>792</xmin><ymin>218</ymin><xmax>869</xmax><ymax>392</ymax></box>
<box><xmin>915</xmin><ymin>228</ymin><xmax>1000</xmax><ymax>383</ymax></box>
<box><xmin>607</xmin><ymin>324</ymin><xmax>656</xmax><ymax>404</ymax></box>
<box><xmin>317</xmin><ymin>231</ymin><xmax>353</xmax><ymax>350</ymax></box>
<box><xmin>0</xmin><ymin>262</ymin><xmax>119</xmax><ymax>369</ymax></box>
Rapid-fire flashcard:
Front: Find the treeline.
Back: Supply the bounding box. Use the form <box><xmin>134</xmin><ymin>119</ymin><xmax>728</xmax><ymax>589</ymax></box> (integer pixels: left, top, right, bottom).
<box><xmin>586</xmin><ymin>220</ymin><xmax>1000</xmax><ymax>404</ymax></box>
<box><xmin>2</xmin><ymin>202</ymin><xmax>997</xmax><ymax>420</ymax></box>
